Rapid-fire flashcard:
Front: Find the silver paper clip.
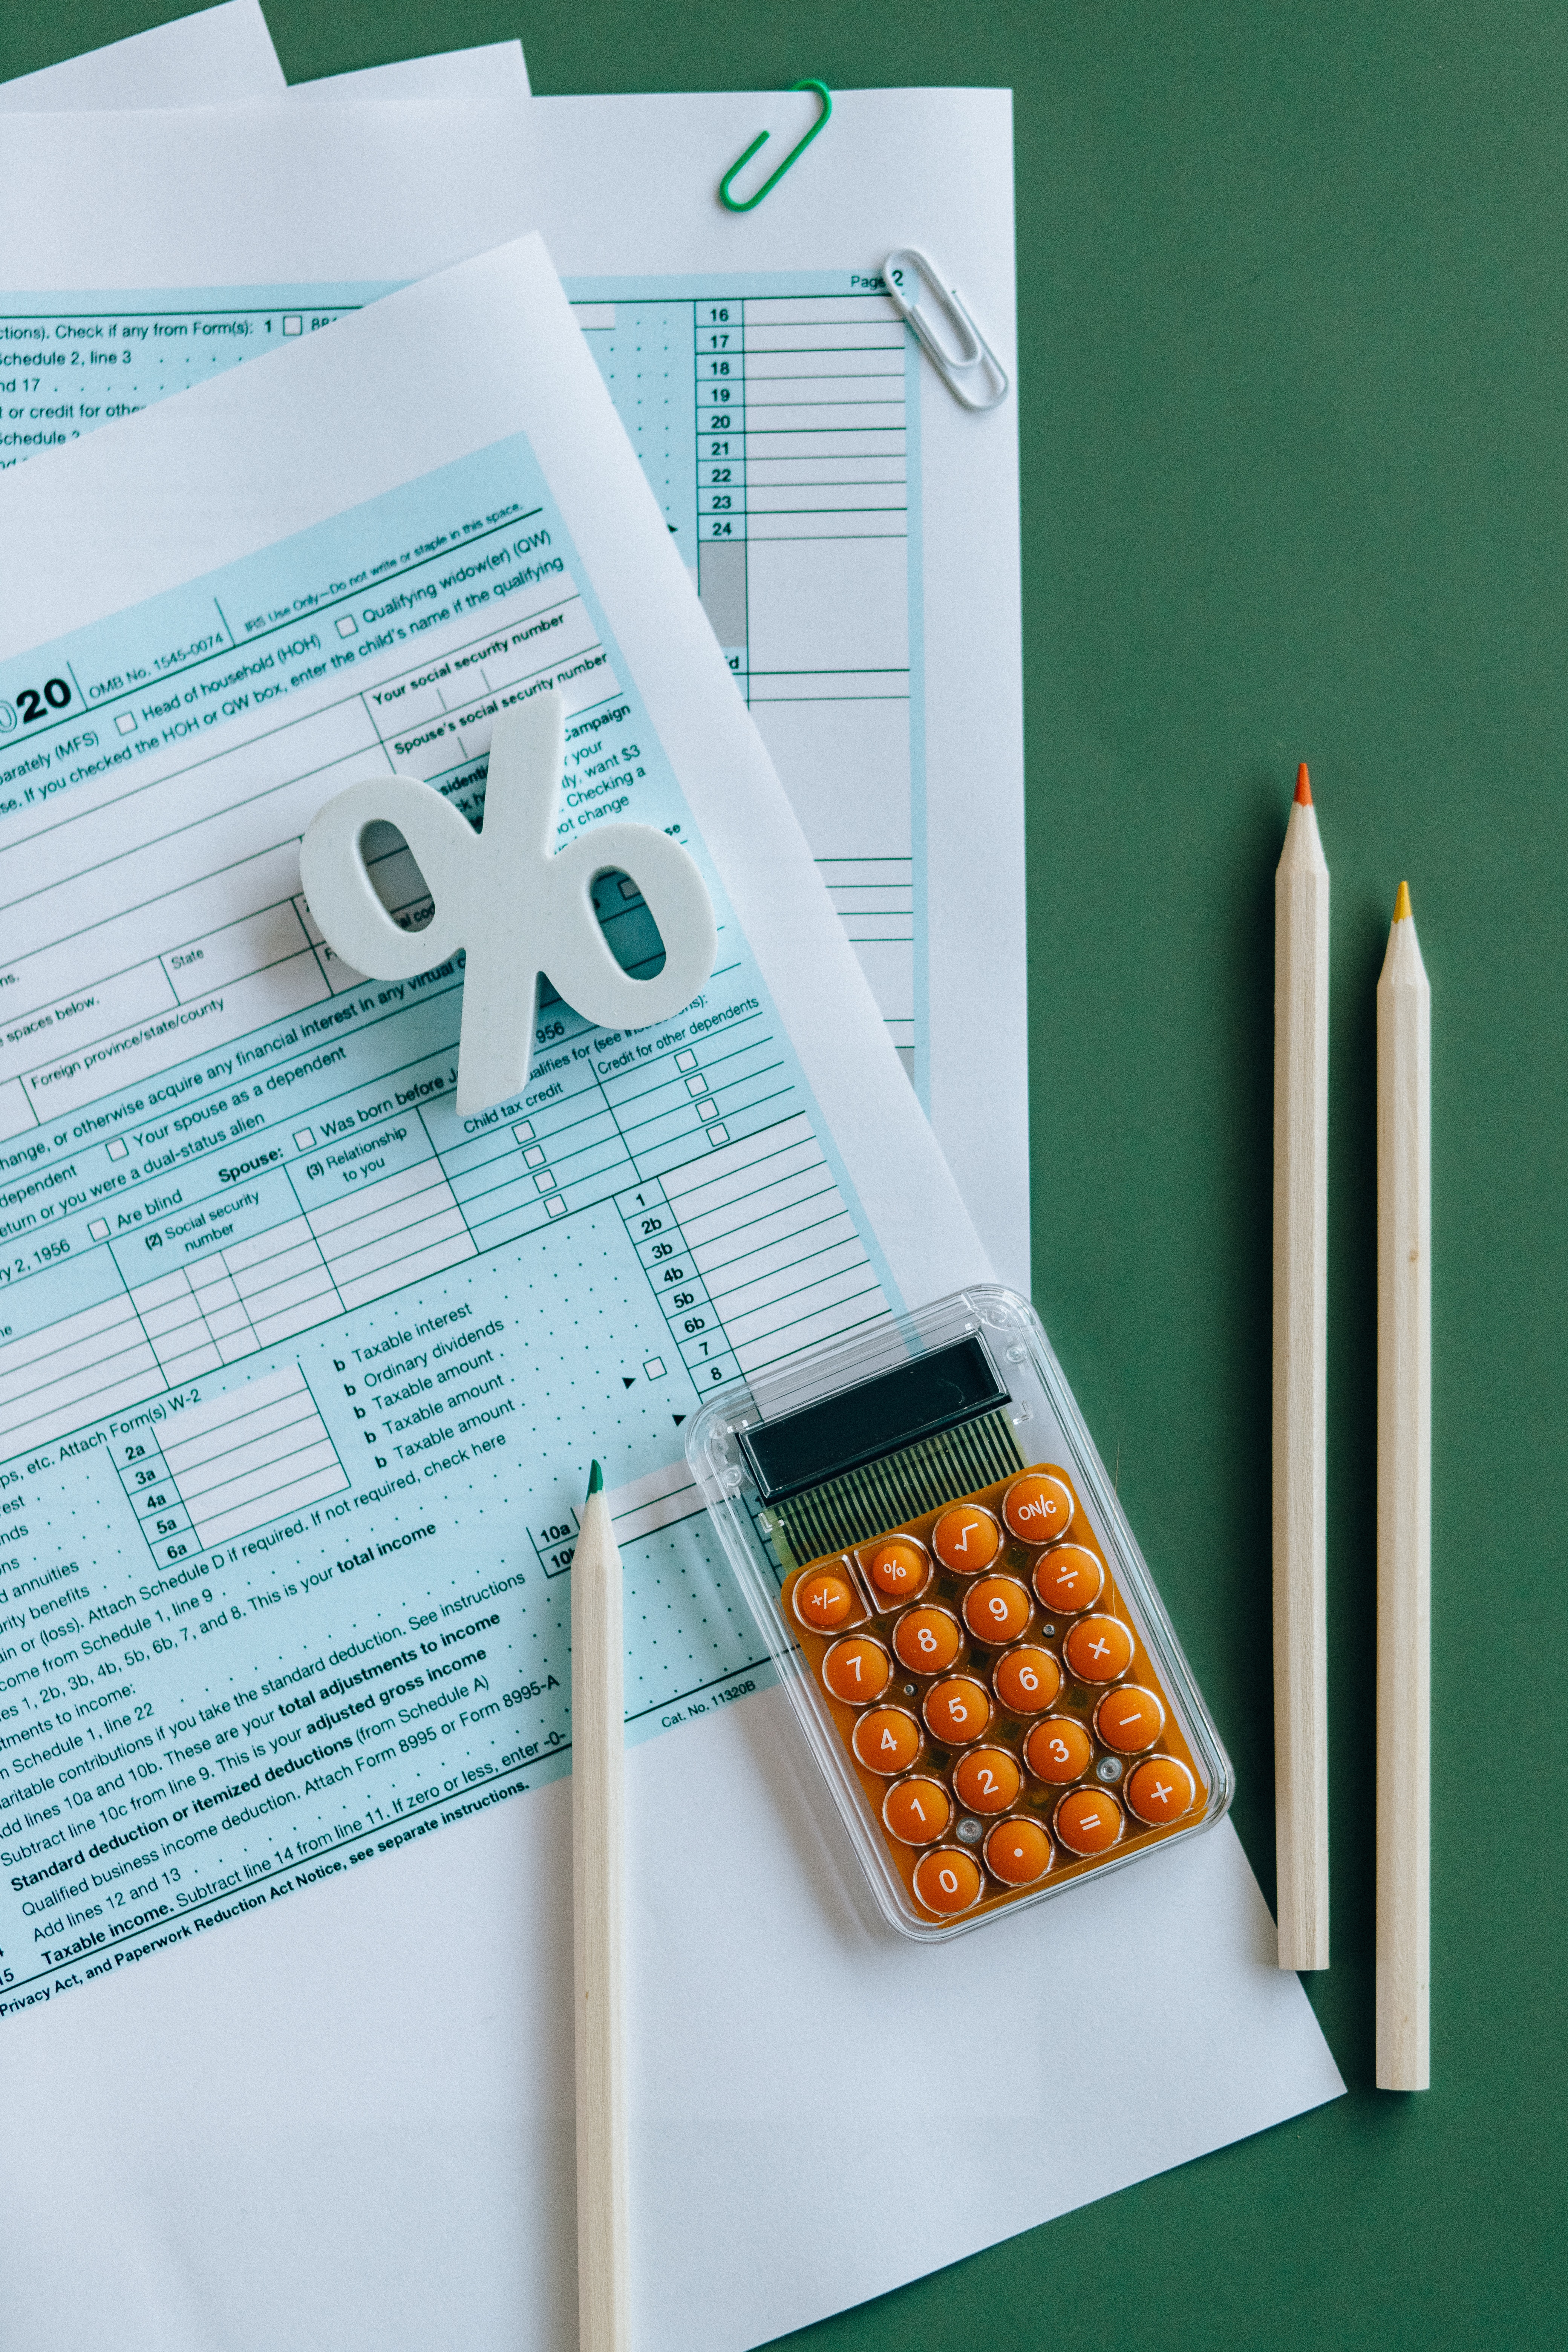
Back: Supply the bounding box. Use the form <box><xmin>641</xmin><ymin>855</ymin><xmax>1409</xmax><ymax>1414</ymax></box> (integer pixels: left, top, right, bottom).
<box><xmin>882</xmin><ymin>247</ymin><xmax>1009</xmax><ymax>413</ymax></box>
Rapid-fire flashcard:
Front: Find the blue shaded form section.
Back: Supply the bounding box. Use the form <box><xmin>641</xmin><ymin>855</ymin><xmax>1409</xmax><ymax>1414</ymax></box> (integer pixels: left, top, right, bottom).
<box><xmin>0</xmin><ymin>285</ymin><xmax>387</xmax><ymax>478</ymax></box>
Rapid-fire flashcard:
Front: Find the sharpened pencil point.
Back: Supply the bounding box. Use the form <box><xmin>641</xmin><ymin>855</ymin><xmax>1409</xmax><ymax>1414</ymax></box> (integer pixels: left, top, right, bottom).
<box><xmin>586</xmin><ymin>1459</ymin><xmax>603</xmax><ymax>1499</ymax></box>
<box><xmin>1393</xmin><ymin>880</ymin><xmax>1412</xmax><ymax>924</ymax></box>
<box><xmin>1295</xmin><ymin>763</ymin><xmax>1312</xmax><ymax>806</ymax></box>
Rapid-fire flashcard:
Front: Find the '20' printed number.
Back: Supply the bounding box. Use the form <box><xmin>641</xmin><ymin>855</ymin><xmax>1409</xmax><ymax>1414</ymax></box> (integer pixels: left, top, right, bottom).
<box><xmin>15</xmin><ymin>677</ymin><xmax>71</xmax><ymax>724</ymax></box>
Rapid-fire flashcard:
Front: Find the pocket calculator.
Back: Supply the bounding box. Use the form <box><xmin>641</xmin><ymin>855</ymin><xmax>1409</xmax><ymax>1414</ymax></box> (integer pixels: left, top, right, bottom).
<box><xmin>687</xmin><ymin>1287</ymin><xmax>1232</xmax><ymax>1939</ymax></box>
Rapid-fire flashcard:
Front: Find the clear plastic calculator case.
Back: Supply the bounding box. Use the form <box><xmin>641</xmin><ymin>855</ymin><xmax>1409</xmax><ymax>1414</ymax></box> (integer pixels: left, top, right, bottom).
<box><xmin>685</xmin><ymin>1285</ymin><xmax>1233</xmax><ymax>1940</ymax></box>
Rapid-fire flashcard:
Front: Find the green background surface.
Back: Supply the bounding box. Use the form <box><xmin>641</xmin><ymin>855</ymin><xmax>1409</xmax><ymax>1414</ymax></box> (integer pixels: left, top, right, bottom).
<box><xmin>8</xmin><ymin>3</ymin><xmax>1564</xmax><ymax>2346</ymax></box>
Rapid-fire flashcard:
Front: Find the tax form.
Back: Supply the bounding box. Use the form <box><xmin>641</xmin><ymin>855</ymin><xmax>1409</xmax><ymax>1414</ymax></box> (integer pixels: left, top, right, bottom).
<box><xmin>0</xmin><ymin>216</ymin><xmax>970</xmax><ymax>1991</ymax></box>
<box><xmin>520</xmin><ymin>89</ymin><xmax>1029</xmax><ymax>1294</ymax></box>
<box><xmin>0</xmin><ymin>80</ymin><xmax>1027</xmax><ymax>1293</ymax></box>
<box><xmin>0</xmin><ymin>237</ymin><xmax>1340</xmax><ymax>2352</ymax></box>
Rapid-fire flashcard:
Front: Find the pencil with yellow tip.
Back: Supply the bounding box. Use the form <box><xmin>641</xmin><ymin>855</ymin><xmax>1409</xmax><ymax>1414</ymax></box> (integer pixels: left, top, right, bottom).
<box><xmin>1376</xmin><ymin>881</ymin><xmax>1431</xmax><ymax>2090</ymax></box>
<box><xmin>1272</xmin><ymin>761</ymin><xmax>1331</xmax><ymax>1970</ymax></box>
<box><xmin>573</xmin><ymin>1461</ymin><xmax>630</xmax><ymax>2347</ymax></box>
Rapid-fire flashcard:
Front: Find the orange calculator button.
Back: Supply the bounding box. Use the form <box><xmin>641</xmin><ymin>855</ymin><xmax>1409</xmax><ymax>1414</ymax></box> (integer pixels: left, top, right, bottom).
<box><xmin>1062</xmin><ymin>1614</ymin><xmax>1134</xmax><ymax>1683</ymax></box>
<box><xmin>923</xmin><ymin>1676</ymin><xmax>992</xmax><ymax>1746</ymax></box>
<box><xmin>793</xmin><ymin>1568</ymin><xmax>858</xmax><ymax>1632</ymax></box>
<box><xmin>984</xmin><ymin>1816</ymin><xmax>1054</xmax><ymax>1887</ymax></box>
<box><xmin>1032</xmin><ymin>1544</ymin><xmax>1105</xmax><ymax>1616</ymax></box>
<box><xmin>882</xmin><ymin>1775</ymin><xmax>951</xmax><ymax>1846</ymax></box>
<box><xmin>821</xmin><ymin>1636</ymin><xmax>892</xmax><ymax>1707</ymax></box>
<box><xmin>892</xmin><ymin>1605</ymin><xmax>962</xmax><ymax>1675</ymax></box>
<box><xmin>862</xmin><ymin>1536</ymin><xmax>929</xmax><ymax>1603</ymax></box>
<box><xmin>851</xmin><ymin>1706</ymin><xmax>921</xmax><ymax>1776</ymax></box>
<box><xmin>930</xmin><ymin>1504</ymin><xmax>1001</xmax><ymax>1575</ymax></box>
<box><xmin>1125</xmin><ymin>1755</ymin><xmax>1198</xmax><ymax>1826</ymax></box>
<box><xmin>952</xmin><ymin>1745</ymin><xmax>1022</xmax><ymax>1813</ymax></box>
<box><xmin>1054</xmin><ymin>1787</ymin><xmax>1125</xmax><ymax>1856</ymax></box>
<box><xmin>911</xmin><ymin>1847</ymin><xmax>984</xmax><ymax>1916</ymax></box>
<box><xmin>1000</xmin><ymin>1472</ymin><xmax>1074</xmax><ymax>1547</ymax></box>
<box><xmin>1094</xmin><ymin>1684</ymin><xmax>1165</xmax><ymax>1753</ymax></box>
<box><xmin>1023</xmin><ymin>1716</ymin><xmax>1093</xmax><ymax>1784</ymax></box>
<box><xmin>961</xmin><ymin>1575</ymin><xmax>1032</xmax><ymax>1646</ymax></box>
<box><xmin>992</xmin><ymin>1644</ymin><xmax>1062</xmax><ymax>1715</ymax></box>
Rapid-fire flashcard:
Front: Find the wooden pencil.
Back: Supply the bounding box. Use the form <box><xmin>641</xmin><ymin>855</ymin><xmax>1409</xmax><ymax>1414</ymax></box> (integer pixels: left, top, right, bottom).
<box><xmin>1272</xmin><ymin>762</ymin><xmax>1331</xmax><ymax>1971</ymax></box>
<box><xmin>1376</xmin><ymin>882</ymin><xmax>1431</xmax><ymax>2089</ymax></box>
<box><xmin>573</xmin><ymin>1461</ymin><xmax>630</xmax><ymax>2346</ymax></box>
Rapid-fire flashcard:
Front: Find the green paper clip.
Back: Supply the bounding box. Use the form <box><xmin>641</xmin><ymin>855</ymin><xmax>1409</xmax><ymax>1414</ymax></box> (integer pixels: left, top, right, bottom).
<box><xmin>718</xmin><ymin>79</ymin><xmax>833</xmax><ymax>213</ymax></box>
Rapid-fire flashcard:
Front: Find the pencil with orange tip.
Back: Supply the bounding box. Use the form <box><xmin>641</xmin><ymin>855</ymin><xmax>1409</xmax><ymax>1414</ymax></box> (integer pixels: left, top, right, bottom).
<box><xmin>1272</xmin><ymin>761</ymin><xmax>1330</xmax><ymax>1970</ymax></box>
<box><xmin>1376</xmin><ymin>882</ymin><xmax>1430</xmax><ymax>2089</ymax></box>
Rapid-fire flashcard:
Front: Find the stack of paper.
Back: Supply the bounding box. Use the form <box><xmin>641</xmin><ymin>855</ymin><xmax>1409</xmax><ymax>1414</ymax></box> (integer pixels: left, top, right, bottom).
<box><xmin>0</xmin><ymin>15</ymin><xmax>1340</xmax><ymax>2351</ymax></box>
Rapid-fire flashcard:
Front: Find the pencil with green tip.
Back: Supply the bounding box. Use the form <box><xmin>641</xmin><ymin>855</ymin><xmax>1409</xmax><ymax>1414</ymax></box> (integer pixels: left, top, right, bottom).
<box><xmin>573</xmin><ymin>1461</ymin><xmax>629</xmax><ymax>2348</ymax></box>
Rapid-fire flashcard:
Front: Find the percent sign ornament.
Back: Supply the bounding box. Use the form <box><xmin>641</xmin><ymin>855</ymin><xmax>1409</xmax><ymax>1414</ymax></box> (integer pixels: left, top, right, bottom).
<box><xmin>299</xmin><ymin>691</ymin><xmax>718</xmax><ymax>1115</ymax></box>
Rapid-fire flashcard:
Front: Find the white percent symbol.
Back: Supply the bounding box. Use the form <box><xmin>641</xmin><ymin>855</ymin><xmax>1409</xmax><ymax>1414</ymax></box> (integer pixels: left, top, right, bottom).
<box><xmin>300</xmin><ymin>691</ymin><xmax>717</xmax><ymax>1115</ymax></box>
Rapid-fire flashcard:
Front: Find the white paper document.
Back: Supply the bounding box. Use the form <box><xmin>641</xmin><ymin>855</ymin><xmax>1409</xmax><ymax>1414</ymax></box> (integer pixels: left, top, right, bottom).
<box><xmin>0</xmin><ymin>236</ymin><xmax>1338</xmax><ymax>2350</ymax></box>
<box><xmin>519</xmin><ymin>90</ymin><xmax>1029</xmax><ymax>1292</ymax></box>
<box><xmin>0</xmin><ymin>89</ymin><xmax>538</xmax><ymax>292</ymax></box>
<box><xmin>290</xmin><ymin>40</ymin><xmax>532</xmax><ymax>101</ymax></box>
<box><xmin>0</xmin><ymin>81</ymin><xmax>1026</xmax><ymax>1291</ymax></box>
<box><xmin>0</xmin><ymin>1</ymin><xmax>285</xmax><ymax>112</ymax></box>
